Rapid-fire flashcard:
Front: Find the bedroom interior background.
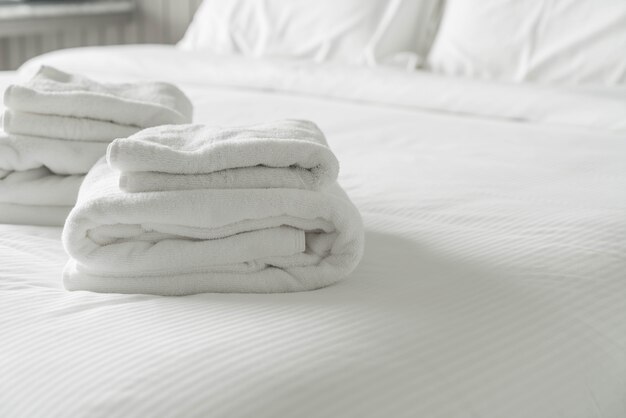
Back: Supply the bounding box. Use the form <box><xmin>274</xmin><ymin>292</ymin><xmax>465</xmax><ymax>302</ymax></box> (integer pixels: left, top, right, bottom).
<box><xmin>0</xmin><ymin>0</ymin><xmax>203</xmax><ymax>71</ymax></box>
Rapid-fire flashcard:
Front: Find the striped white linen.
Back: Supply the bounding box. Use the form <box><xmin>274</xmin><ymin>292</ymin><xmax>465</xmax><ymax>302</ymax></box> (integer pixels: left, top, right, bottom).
<box><xmin>0</xmin><ymin>46</ymin><xmax>625</xmax><ymax>417</ymax></box>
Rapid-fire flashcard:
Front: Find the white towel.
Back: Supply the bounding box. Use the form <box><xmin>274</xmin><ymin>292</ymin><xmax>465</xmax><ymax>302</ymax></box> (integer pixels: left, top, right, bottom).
<box><xmin>0</xmin><ymin>133</ymin><xmax>108</xmax><ymax>174</ymax></box>
<box><xmin>4</xmin><ymin>66</ymin><xmax>193</xmax><ymax>128</ymax></box>
<box><xmin>0</xmin><ymin>167</ymin><xmax>83</xmax><ymax>205</ymax></box>
<box><xmin>0</xmin><ymin>164</ymin><xmax>83</xmax><ymax>226</ymax></box>
<box><xmin>119</xmin><ymin>166</ymin><xmax>325</xmax><ymax>193</ymax></box>
<box><xmin>108</xmin><ymin>120</ymin><xmax>339</xmax><ymax>192</ymax></box>
<box><xmin>62</xmin><ymin>158</ymin><xmax>364</xmax><ymax>295</ymax></box>
<box><xmin>2</xmin><ymin>110</ymin><xmax>139</xmax><ymax>142</ymax></box>
<box><xmin>0</xmin><ymin>66</ymin><xmax>193</xmax><ymax>226</ymax></box>
<box><xmin>0</xmin><ymin>129</ymin><xmax>86</xmax><ymax>225</ymax></box>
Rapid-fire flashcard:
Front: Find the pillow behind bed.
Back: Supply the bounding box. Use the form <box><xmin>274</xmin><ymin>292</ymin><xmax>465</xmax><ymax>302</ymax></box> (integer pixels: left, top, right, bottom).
<box><xmin>427</xmin><ymin>0</ymin><xmax>626</xmax><ymax>85</ymax></box>
<box><xmin>178</xmin><ymin>0</ymin><xmax>441</xmax><ymax>69</ymax></box>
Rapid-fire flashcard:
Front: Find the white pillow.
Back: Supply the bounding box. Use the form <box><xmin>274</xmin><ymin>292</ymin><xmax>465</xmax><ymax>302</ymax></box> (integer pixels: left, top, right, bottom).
<box><xmin>178</xmin><ymin>0</ymin><xmax>441</xmax><ymax>68</ymax></box>
<box><xmin>427</xmin><ymin>0</ymin><xmax>626</xmax><ymax>85</ymax></box>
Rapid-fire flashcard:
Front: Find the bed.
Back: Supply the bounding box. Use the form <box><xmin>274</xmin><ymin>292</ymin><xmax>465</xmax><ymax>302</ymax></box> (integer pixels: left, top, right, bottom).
<box><xmin>1</xmin><ymin>44</ymin><xmax>625</xmax><ymax>417</ymax></box>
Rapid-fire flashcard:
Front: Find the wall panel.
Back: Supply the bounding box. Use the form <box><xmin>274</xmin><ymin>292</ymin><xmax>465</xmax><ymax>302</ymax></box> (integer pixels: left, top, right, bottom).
<box><xmin>0</xmin><ymin>0</ymin><xmax>200</xmax><ymax>70</ymax></box>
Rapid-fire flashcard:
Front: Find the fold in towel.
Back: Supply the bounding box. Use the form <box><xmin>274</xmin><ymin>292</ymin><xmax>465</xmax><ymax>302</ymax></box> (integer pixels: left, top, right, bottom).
<box><xmin>108</xmin><ymin>120</ymin><xmax>340</xmax><ymax>192</ymax></box>
<box><xmin>0</xmin><ymin>66</ymin><xmax>193</xmax><ymax>226</ymax></box>
<box><xmin>0</xmin><ymin>131</ymin><xmax>87</xmax><ymax>212</ymax></box>
<box><xmin>0</xmin><ymin>167</ymin><xmax>83</xmax><ymax>206</ymax></box>
<box><xmin>0</xmin><ymin>161</ymin><xmax>82</xmax><ymax>226</ymax></box>
<box><xmin>0</xmin><ymin>129</ymin><xmax>104</xmax><ymax>225</ymax></box>
<box><xmin>4</xmin><ymin>66</ymin><xmax>193</xmax><ymax>128</ymax></box>
<box><xmin>0</xmin><ymin>133</ymin><xmax>108</xmax><ymax>174</ymax></box>
<box><xmin>62</xmin><ymin>158</ymin><xmax>364</xmax><ymax>295</ymax></box>
<box><xmin>2</xmin><ymin>110</ymin><xmax>139</xmax><ymax>142</ymax></box>
<box><xmin>119</xmin><ymin>166</ymin><xmax>323</xmax><ymax>193</ymax></box>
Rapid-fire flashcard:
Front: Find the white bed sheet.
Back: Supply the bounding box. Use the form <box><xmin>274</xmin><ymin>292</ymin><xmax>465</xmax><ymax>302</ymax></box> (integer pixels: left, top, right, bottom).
<box><xmin>0</xmin><ymin>46</ymin><xmax>625</xmax><ymax>418</ymax></box>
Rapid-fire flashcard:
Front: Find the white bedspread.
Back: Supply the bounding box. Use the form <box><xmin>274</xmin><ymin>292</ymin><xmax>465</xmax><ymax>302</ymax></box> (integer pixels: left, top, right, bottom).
<box><xmin>0</xmin><ymin>46</ymin><xmax>625</xmax><ymax>418</ymax></box>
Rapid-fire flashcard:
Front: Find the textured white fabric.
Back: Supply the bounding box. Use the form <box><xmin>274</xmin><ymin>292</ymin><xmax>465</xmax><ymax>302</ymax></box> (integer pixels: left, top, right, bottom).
<box><xmin>5</xmin><ymin>65</ymin><xmax>193</xmax><ymax>127</ymax></box>
<box><xmin>109</xmin><ymin>119</ymin><xmax>339</xmax><ymax>192</ymax></box>
<box><xmin>2</xmin><ymin>109</ymin><xmax>139</xmax><ymax>141</ymax></box>
<box><xmin>427</xmin><ymin>0</ymin><xmax>626</xmax><ymax>85</ymax></box>
<box><xmin>0</xmin><ymin>65</ymin><xmax>193</xmax><ymax>226</ymax></box>
<box><xmin>63</xmin><ymin>158</ymin><xmax>363</xmax><ymax>295</ymax></box>
<box><xmin>0</xmin><ymin>130</ymin><xmax>85</xmax><ymax>225</ymax></box>
<box><xmin>0</xmin><ymin>47</ymin><xmax>625</xmax><ymax>417</ymax></box>
<box><xmin>0</xmin><ymin>166</ymin><xmax>82</xmax><ymax>206</ymax></box>
<box><xmin>0</xmin><ymin>132</ymin><xmax>107</xmax><ymax>174</ymax></box>
<box><xmin>178</xmin><ymin>0</ymin><xmax>441</xmax><ymax>68</ymax></box>
<box><xmin>119</xmin><ymin>166</ymin><xmax>327</xmax><ymax>193</ymax></box>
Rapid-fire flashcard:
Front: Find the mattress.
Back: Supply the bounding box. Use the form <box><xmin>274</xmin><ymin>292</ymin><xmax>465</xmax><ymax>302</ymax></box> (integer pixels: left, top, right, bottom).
<box><xmin>1</xmin><ymin>46</ymin><xmax>625</xmax><ymax>418</ymax></box>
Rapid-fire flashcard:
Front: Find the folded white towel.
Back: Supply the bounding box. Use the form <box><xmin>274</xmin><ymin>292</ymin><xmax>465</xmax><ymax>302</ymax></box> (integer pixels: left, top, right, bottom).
<box><xmin>0</xmin><ymin>163</ymin><xmax>82</xmax><ymax>226</ymax></box>
<box><xmin>0</xmin><ymin>167</ymin><xmax>83</xmax><ymax>206</ymax></box>
<box><xmin>0</xmin><ymin>66</ymin><xmax>194</xmax><ymax>226</ymax></box>
<box><xmin>108</xmin><ymin>120</ymin><xmax>339</xmax><ymax>192</ymax></box>
<box><xmin>119</xmin><ymin>166</ymin><xmax>323</xmax><ymax>193</ymax></box>
<box><xmin>4</xmin><ymin>66</ymin><xmax>193</xmax><ymax>128</ymax></box>
<box><xmin>0</xmin><ymin>133</ymin><xmax>108</xmax><ymax>174</ymax></box>
<box><xmin>62</xmin><ymin>158</ymin><xmax>364</xmax><ymax>295</ymax></box>
<box><xmin>0</xmin><ymin>129</ymin><xmax>86</xmax><ymax>225</ymax></box>
<box><xmin>2</xmin><ymin>110</ymin><xmax>139</xmax><ymax>142</ymax></box>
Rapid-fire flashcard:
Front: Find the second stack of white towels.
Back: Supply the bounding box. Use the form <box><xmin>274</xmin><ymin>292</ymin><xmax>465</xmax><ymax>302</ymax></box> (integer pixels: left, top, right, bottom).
<box><xmin>63</xmin><ymin>120</ymin><xmax>364</xmax><ymax>295</ymax></box>
<box><xmin>0</xmin><ymin>66</ymin><xmax>192</xmax><ymax>225</ymax></box>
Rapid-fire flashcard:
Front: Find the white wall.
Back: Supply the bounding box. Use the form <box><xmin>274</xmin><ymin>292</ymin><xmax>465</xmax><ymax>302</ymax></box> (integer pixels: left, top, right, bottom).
<box><xmin>0</xmin><ymin>0</ymin><xmax>203</xmax><ymax>71</ymax></box>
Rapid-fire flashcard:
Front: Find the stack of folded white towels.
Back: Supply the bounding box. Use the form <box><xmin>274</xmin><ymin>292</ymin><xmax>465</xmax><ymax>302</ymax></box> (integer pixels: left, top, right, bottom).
<box><xmin>0</xmin><ymin>66</ymin><xmax>192</xmax><ymax>226</ymax></box>
<box><xmin>62</xmin><ymin>120</ymin><xmax>364</xmax><ymax>294</ymax></box>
